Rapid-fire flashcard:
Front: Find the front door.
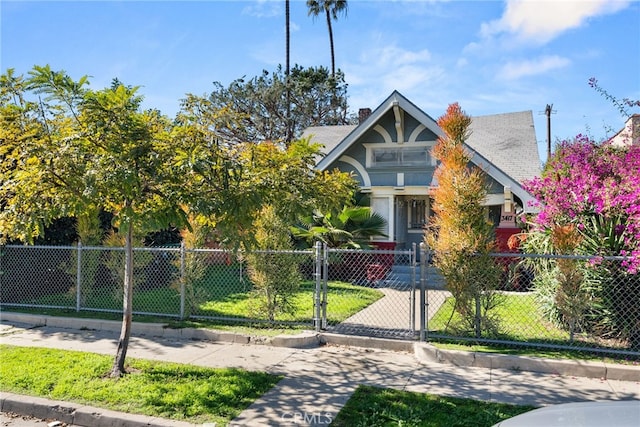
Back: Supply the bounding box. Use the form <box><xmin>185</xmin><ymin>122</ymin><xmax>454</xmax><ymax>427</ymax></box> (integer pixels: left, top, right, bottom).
<box><xmin>406</xmin><ymin>196</ymin><xmax>428</xmax><ymax>250</ymax></box>
<box><xmin>394</xmin><ymin>196</ymin><xmax>428</xmax><ymax>251</ymax></box>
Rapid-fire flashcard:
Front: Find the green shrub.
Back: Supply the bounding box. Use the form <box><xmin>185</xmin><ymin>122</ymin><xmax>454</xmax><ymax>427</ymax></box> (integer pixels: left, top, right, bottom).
<box><xmin>245</xmin><ymin>206</ymin><xmax>301</xmax><ymax>321</ymax></box>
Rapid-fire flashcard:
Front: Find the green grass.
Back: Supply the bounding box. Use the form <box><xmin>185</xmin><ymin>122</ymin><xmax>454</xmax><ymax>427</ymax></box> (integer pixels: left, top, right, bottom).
<box><xmin>196</xmin><ymin>280</ymin><xmax>382</xmax><ymax>323</ymax></box>
<box><xmin>332</xmin><ymin>385</ymin><xmax>536</xmax><ymax>427</ymax></box>
<box><xmin>0</xmin><ymin>345</ymin><xmax>281</xmax><ymax>425</ymax></box>
<box><xmin>427</xmin><ymin>292</ymin><xmax>640</xmax><ymax>363</ymax></box>
<box><xmin>430</xmin><ymin>293</ymin><xmax>571</xmax><ymax>342</ymax></box>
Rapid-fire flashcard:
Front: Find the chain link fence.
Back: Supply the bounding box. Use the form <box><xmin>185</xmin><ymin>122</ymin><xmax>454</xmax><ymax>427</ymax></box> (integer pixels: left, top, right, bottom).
<box><xmin>423</xmin><ymin>250</ymin><xmax>640</xmax><ymax>356</ymax></box>
<box><xmin>1</xmin><ymin>244</ymin><xmax>639</xmax><ymax>356</ymax></box>
<box><xmin>0</xmin><ymin>244</ymin><xmax>316</xmax><ymax>328</ymax></box>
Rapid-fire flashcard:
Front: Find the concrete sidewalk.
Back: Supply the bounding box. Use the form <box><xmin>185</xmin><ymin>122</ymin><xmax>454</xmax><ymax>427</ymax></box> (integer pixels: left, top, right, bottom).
<box><xmin>1</xmin><ymin>313</ymin><xmax>639</xmax><ymax>426</ymax></box>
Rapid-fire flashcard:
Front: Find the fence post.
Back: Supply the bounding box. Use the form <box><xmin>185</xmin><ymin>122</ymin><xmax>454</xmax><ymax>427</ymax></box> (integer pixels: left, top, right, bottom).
<box><xmin>419</xmin><ymin>243</ymin><xmax>428</xmax><ymax>341</ymax></box>
<box><xmin>76</xmin><ymin>241</ymin><xmax>82</xmax><ymax>312</ymax></box>
<box><xmin>410</xmin><ymin>242</ymin><xmax>416</xmax><ymax>334</ymax></box>
<box><xmin>322</xmin><ymin>243</ymin><xmax>329</xmax><ymax>330</ymax></box>
<box><xmin>180</xmin><ymin>241</ymin><xmax>186</xmax><ymax>320</ymax></box>
<box><xmin>314</xmin><ymin>241</ymin><xmax>322</xmax><ymax>332</ymax></box>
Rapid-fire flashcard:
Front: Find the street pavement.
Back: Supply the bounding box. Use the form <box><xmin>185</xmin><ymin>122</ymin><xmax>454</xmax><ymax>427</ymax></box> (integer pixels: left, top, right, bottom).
<box><xmin>1</xmin><ymin>313</ymin><xmax>639</xmax><ymax>426</ymax></box>
<box><xmin>1</xmin><ymin>411</ymin><xmax>76</xmax><ymax>427</ymax></box>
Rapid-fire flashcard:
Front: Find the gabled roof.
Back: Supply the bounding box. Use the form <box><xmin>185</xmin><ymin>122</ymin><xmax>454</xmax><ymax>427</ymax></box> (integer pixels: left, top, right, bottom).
<box><xmin>303</xmin><ymin>91</ymin><xmax>541</xmax><ymax>189</ymax></box>
<box><xmin>310</xmin><ymin>91</ymin><xmax>443</xmax><ymax>171</ymax></box>
<box><xmin>608</xmin><ymin>114</ymin><xmax>640</xmax><ymax>147</ymax></box>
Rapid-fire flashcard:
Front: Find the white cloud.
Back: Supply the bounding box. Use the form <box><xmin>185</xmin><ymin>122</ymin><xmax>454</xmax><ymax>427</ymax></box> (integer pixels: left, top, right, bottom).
<box><xmin>482</xmin><ymin>0</ymin><xmax>631</xmax><ymax>44</ymax></box>
<box><xmin>498</xmin><ymin>55</ymin><xmax>571</xmax><ymax>79</ymax></box>
<box><xmin>383</xmin><ymin>65</ymin><xmax>444</xmax><ymax>93</ymax></box>
<box><xmin>365</xmin><ymin>46</ymin><xmax>432</xmax><ymax>68</ymax></box>
<box><xmin>345</xmin><ymin>44</ymin><xmax>443</xmax><ymax>95</ymax></box>
<box><xmin>241</xmin><ymin>0</ymin><xmax>281</xmax><ymax>18</ymax></box>
<box><xmin>345</xmin><ymin>43</ymin><xmax>444</xmax><ymax>109</ymax></box>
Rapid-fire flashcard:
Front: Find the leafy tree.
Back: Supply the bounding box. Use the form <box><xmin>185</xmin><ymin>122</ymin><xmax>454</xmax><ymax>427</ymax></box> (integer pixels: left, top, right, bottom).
<box><xmin>425</xmin><ymin>103</ymin><xmax>500</xmax><ymax>338</ymax></box>
<box><xmin>2</xmin><ymin>64</ymin><xmax>356</xmax><ymax>374</ymax></box>
<box><xmin>307</xmin><ymin>0</ymin><xmax>348</xmax><ymax>77</ymax></box>
<box><xmin>289</xmin><ymin>65</ymin><xmax>350</xmax><ymax>128</ymax></box>
<box><xmin>173</xmin><ymin>94</ymin><xmax>357</xmax><ymax>250</ymax></box>
<box><xmin>181</xmin><ymin>65</ymin><xmax>350</xmax><ymax>146</ymax></box>
<box><xmin>0</xmin><ymin>66</ymin><xmax>189</xmax><ymax>377</ymax></box>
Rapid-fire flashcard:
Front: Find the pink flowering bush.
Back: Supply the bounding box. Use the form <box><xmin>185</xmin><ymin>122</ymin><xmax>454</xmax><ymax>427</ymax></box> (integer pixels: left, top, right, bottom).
<box><xmin>523</xmin><ymin>136</ymin><xmax>640</xmax><ymax>349</ymax></box>
<box><xmin>524</xmin><ymin>134</ymin><xmax>640</xmax><ymax>273</ymax></box>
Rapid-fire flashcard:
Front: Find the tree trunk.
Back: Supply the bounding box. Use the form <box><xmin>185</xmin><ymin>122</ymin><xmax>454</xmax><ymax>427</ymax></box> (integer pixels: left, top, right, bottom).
<box><xmin>474</xmin><ymin>294</ymin><xmax>481</xmax><ymax>339</ymax></box>
<box><xmin>110</xmin><ymin>223</ymin><xmax>134</xmax><ymax>378</ymax></box>
<box><xmin>285</xmin><ymin>0</ymin><xmax>292</xmax><ymax>143</ymax></box>
<box><xmin>325</xmin><ymin>9</ymin><xmax>336</xmax><ymax>77</ymax></box>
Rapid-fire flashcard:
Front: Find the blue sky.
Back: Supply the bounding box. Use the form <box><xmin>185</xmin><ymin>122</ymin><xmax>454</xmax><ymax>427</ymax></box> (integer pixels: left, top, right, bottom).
<box><xmin>2</xmin><ymin>0</ymin><xmax>639</xmax><ymax>161</ymax></box>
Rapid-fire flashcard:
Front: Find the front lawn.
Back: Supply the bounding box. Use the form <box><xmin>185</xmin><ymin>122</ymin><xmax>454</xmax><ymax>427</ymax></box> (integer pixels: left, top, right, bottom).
<box><xmin>429</xmin><ymin>292</ymin><xmax>569</xmax><ymax>343</ymax></box>
<box><xmin>0</xmin><ymin>345</ymin><xmax>281</xmax><ymax>425</ymax></box>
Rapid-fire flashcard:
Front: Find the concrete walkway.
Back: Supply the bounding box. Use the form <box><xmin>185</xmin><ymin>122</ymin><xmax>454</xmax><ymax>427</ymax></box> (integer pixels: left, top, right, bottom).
<box><xmin>331</xmin><ymin>287</ymin><xmax>451</xmax><ymax>338</ymax></box>
<box><xmin>1</xmin><ymin>313</ymin><xmax>640</xmax><ymax>426</ymax></box>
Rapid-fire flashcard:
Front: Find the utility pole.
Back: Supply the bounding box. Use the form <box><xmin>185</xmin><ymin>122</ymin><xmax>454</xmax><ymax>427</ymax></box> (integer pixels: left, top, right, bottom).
<box><xmin>545</xmin><ymin>104</ymin><xmax>553</xmax><ymax>161</ymax></box>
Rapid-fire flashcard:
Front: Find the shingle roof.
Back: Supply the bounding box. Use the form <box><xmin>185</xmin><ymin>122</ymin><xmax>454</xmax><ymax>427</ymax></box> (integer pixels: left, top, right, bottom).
<box><xmin>302</xmin><ymin>125</ymin><xmax>357</xmax><ymax>155</ymax></box>
<box><xmin>466</xmin><ymin>110</ymin><xmax>541</xmax><ymax>184</ymax></box>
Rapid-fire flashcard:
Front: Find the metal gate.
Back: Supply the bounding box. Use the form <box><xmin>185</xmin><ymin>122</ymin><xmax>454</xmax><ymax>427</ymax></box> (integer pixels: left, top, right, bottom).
<box><xmin>319</xmin><ymin>244</ymin><xmax>419</xmax><ymax>339</ymax></box>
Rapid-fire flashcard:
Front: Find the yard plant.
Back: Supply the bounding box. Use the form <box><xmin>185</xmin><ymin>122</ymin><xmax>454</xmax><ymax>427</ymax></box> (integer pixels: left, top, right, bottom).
<box><xmin>425</xmin><ymin>103</ymin><xmax>501</xmax><ymax>338</ymax></box>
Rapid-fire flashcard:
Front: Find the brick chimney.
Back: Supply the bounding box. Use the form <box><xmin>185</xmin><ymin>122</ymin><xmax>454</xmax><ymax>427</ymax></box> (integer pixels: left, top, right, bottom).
<box><xmin>358</xmin><ymin>108</ymin><xmax>372</xmax><ymax>124</ymax></box>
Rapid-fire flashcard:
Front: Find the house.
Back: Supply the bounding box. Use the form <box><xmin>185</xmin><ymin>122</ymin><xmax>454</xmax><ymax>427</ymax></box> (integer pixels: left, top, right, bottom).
<box><xmin>303</xmin><ymin>91</ymin><xmax>541</xmax><ymax>251</ymax></box>
<box><xmin>609</xmin><ymin>114</ymin><xmax>640</xmax><ymax>147</ymax></box>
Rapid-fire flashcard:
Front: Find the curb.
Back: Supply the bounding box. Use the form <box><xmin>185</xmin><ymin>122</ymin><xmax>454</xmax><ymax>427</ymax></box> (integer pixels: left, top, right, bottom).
<box><xmin>413</xmin><ymin>342</ymin><xmax>640</xmax><ymax>382</ymax></box>
<box><xmin>0</xmin><ymin>311</ymin><xmax>321</xmax><ymax>349</ymax></box>
<box><xmin>320</xmin><ymin>332</ymin><xmax>415</xmax><ymax>353</ymax></box>
<box><xmin>0</xmin><ymin>392</ymin><xmax>200</xmax><ymax>427</ymax></box>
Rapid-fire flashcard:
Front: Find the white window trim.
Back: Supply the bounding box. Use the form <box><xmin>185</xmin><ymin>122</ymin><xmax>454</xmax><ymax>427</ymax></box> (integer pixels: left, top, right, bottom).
<box><xmin>363</xmin><ymin>142</ymin><xmax>436</xmax><ymax>168</ymax></box>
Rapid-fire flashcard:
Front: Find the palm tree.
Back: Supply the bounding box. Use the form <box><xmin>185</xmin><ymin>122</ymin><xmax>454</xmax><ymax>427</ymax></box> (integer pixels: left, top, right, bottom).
<box><xmin>306</xmin><ymin>0</ymin><xmax>348</xmax><ymax>77</ymax></box>
<box><xmin>291</xmin><ymin>206</ymin><xmax>387</xmax><ymax>249</ymax></box>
